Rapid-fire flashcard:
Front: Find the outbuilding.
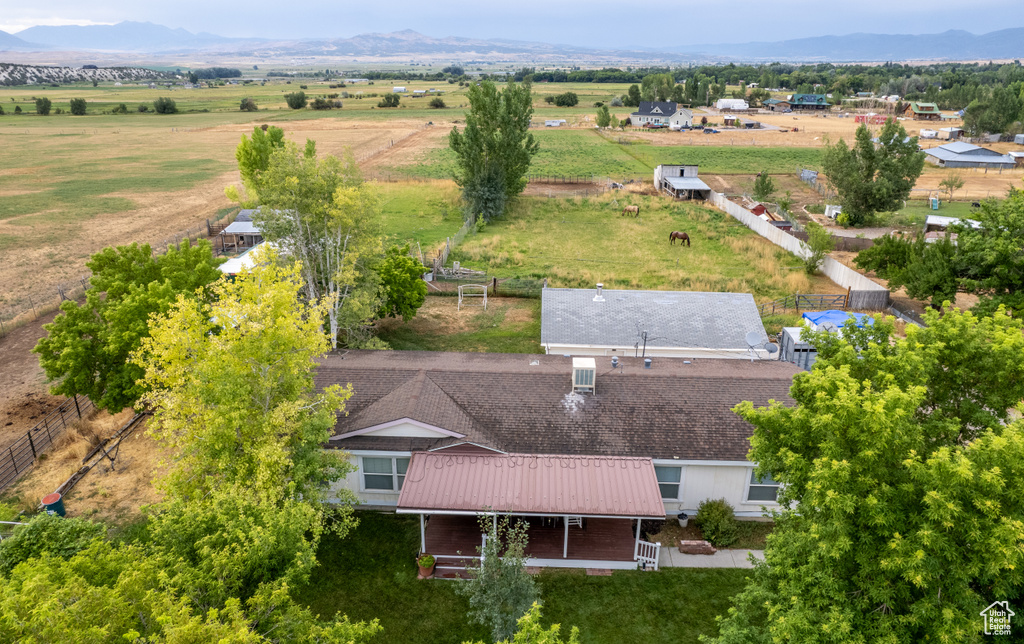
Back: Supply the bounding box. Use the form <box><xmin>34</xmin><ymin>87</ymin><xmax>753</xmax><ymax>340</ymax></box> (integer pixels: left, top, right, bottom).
<box><xmin>925</xmin><ymin>142</ymin><xmax>1015</xmax><ymax>169</ymax></box>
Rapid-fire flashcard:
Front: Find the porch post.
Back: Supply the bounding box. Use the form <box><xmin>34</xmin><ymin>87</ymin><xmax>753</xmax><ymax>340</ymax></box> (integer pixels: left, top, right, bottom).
<box><xmin>420</xmin><ymin>514</ymin><xmax>426</xmax><ymax>553</ymax></box>
<box><xmin>493</xmin><ymin>512</ymin><xmax>497</xmax><ymax>533</ymax></box>
<box><xmin>633</xmin><ymin>519</ymin><xmax>641</xmax><ymax>560</ymax></box>
<box><xmin>563</xmin><ymin>516</ymin><xmax>568</xmax><ymax>559</ymax></box>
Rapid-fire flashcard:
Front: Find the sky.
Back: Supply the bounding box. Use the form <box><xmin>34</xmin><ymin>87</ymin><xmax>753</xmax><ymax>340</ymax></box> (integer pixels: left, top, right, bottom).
<box><xmin>3</xmin><ymin>1</ymin><xmax>1024</xmax><ymax>50</ymax></box>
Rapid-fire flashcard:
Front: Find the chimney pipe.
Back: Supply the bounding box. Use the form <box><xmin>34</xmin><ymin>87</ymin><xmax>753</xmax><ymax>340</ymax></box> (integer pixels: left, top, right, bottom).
<box><xmin>593</xmin><ymin>283</ymin><xmax>605</xmax><ymax>302</ymax></box>
<box><xmin>611</xmin><ymin>356</ymin><xmax>619</xmax><ymax>369</ymax></box>
<box><xmin>644</xmin><ymin>358</ymin><xmax>652</xmax><ymax>369</ymax></box>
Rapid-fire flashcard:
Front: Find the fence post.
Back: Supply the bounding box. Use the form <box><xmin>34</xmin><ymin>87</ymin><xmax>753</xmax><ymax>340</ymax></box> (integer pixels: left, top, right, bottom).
<box><xmin>492</xmin><ymin>277</ymin><xmax>497</xmax><ymax>296</ymax></box>
<box><xmin>26</xmin><ymin>432</ymin><xmax>36</xmax><ymax>459</ymax></box>
<box><xmin>845</xmin><ymin>287</ymin><xmax>851</xmax><ymax>310</ymax></box>
<box><xmin>74</xmin><ymin>394</ymin><xmax>81</xmax><ymax>419</ymax></box>
<box><xmin>8</xmin><ymin>448</ymin><xmax>16</xmax><ymax>475</ymax></box>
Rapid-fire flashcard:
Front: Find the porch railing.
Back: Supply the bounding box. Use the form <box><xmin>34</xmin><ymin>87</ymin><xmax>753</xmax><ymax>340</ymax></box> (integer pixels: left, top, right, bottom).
<box><xmin>635</xmin><ymin>540</ymin><xmax>661</xmax><ymax>571</ymax></box>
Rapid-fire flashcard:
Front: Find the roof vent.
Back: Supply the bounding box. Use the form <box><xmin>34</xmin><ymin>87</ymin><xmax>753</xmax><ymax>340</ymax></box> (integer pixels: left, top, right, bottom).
<box><xmin>572</xmin><ymin>357</ymin><xmax>597</xmax><ymax>394</ymax></box>
<box><xmin>644</xmin><ymin>358</ymin><xmax>652</xmax><ymax>369</ymax></box>
<box><xmin>593</xmin><ymin>283</ymin><xmax>605</xmax><ymax>302</ymax></box>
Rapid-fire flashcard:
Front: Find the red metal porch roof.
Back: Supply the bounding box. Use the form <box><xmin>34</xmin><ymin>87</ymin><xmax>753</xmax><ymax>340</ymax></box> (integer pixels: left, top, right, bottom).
<box><xmin>397</xmin><ymin>452</ymin><xmax>666</xmax><ymax>518</ymax></box>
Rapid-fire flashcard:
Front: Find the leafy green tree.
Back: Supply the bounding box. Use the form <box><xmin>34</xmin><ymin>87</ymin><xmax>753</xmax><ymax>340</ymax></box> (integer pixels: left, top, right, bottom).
<box><xmin>854</xmin><ymin>233</ymin><xmax>916</xmax><ymax>279</ymax></box>
<box><xmin>890</xmin><ymin>236</ymin><xmax>959</xmax><ymax>306</ymax></box>
<box><xmin>14</xmin><ymin>106</ymin><xmax>21</xmax><ymax>114</ymax></box>
<box><xmin>802</xmin><ymin>221</ymin><xmax>834</xmax><ymax>274</ymax></box>
<box><xmin>822</xmin><ymin>119</ymin><xmax>925</xmax><ymax>226</ymax></box>
<box><xmin>449</xmin><ymin>79</ymin><xmax>539</xmax><ymax>222</ymax></box>
<box><xmin>711</xmin><ymin>307</ymin><xmax>1024</xmax><ymax>644</ymax></box>
<box><xmin>34</xmin><ymin>240</ymin><xmax>223</xmax><ymax>412</ymax></box>
<box><xmin>938</xmin><ymin>171</ymin><xmax>964</xmax><ymax>201</ymax></box>
<box><xmin>429</xmin><ymin>97</ymin><xmax>446</xmax><ymax>108</ymax></box>
<box><xmin>624</xmin><ymin>84</ymin><xmax>641</xmax><ymax>107</ymax></box>
<box><xmin>240</xmin><ymin>97</ymin><xmax>258</xmax><ymax>111</ymax></box>
<box><xmin>229</xmin><ymin>124</ymin><xmax>286</xmax><ymax>203</ymax></box>
<box><xmin>552</xmin><ymin>91</ymin><xmax>578</xmax><ymax>107</ymax></box>
<box><xmin>35</xmin><ymin>97</ymin><xmax>51</xmax><ymax>115</ymax></box>
<box><xmin>752</xmin><ymin>171</ymin><xmax>776</xmax><ymax>201</ymax></box>
<box><xmin>138</xmin><ymin>253</ymin><xmax>357</xmax><ymax>502</ymax></box>
<box><xmin>153</xmin><ymin>97</ymin><xmax>177</xmax><ymax>114</ymax></box>
<box><xmin>954</xmin><ymin>187</ymin><xmax>1024</xmax><ymax>315</ymax></box>
<box><xmin>377</xmin><ymin>245</ymin><xmax>428</xmax><ymax>321</ymax></box>
<box><xmin>747</xmin><ymin>87</ymin><xmax>771</xmax><ymax>106</ymax></box>
<box><xmin>465</xmin><ymin>604</ymin><xmax>581</xmax><ymax>644</ymax></box>
<box><xmin>284</xmin><ymin>91</ymin><xmax>307</xmax><ymax>109</ymax></box>
<box><xmin>595</xmin><ymin>104</ymin><xmax>611</xmax><ymax>128</ymax></box>
<box><xmin>377</xmin><ymin>93</ymin><xmax>400</xmax><ymax>108</ymax></box>
<box><xmin>69</xmin><ymin>98</ymin><xmax>86</xmax><ymax>115</ymax></box>
<box><xmin>0</xmin><ymin>513</ymin><xmax>104</xmax><ymax>577</ymax></box>
<box><xmin>457</xmin><ymin>515</ymin><xmax>539</xmax><ymax>642</ymax></box>
<box><xmin>247</xmin><ymin>145</ymin><xmax>385</xmax><ymax>348</ymax></box>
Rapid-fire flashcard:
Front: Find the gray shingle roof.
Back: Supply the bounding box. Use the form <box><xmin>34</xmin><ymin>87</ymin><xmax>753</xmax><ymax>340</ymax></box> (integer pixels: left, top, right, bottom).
<box><xmin>315</xmin><ymin>351</ymin><xmax>799</xmax><ymax>461</ymax></box>
<box><xmin>541</xmin><ymin>288</ymin><xmax>768</xmax><ymax>352</ymax></box>
<box><xmin>631</xmin><ymin>101</ymin><xmax>679</xmax><ymax>117</ymax></box>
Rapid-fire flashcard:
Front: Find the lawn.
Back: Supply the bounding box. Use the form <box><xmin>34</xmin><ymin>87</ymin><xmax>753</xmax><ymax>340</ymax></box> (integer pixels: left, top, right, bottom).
<box><xmin>447</xmin><ymin>193</ymin><xmax>839</xmax><ymax>301</ymax></box>
<box><xmin>880</xmin><ymin>199</ymin><xmax>977</xmax><ymax>230</ymax></box>
<box><xmin>378</xmin><ymin>181</ymin><xmax>465</xmax><ymax>252</ymax></box>
<box><xmin>377</xmin><ymin>296</ymin><xmax>543</xmax><ymax>354</ymax></box>
<box><xmin>293</xmin><ymin>512</ymin><xmax>749</xmax><ymax>644</ymax></box>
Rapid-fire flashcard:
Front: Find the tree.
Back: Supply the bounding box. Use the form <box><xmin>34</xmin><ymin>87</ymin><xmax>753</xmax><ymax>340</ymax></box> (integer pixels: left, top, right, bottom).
<box><xmin>153</xmin><ymin>97</ymin><xmax>177</xmax><ymax>114</ymax></box>
<box><xmin>938</xmin><ymin>171</ymin><xmax>964</xmax><ymax>201</ymax></box>
<box><xmin>747</xmin><ymin>87</ymin><xmax>771</xmax><ymax>107</ymax></box>
<box><xmin>34</xmin><ymin>240</ymin><xmax>223</xmax><ymax>412</ymax></box>
<box><xmin>890</xmin><ymin>236</ymin><xmax>959</xmax><ymax>306</ymax></box>
<box><xmin>854</xmin><ymin>233</ymin><xmax>916</xmax><ymax>279</ymax></box>
<box><xmin>0</xmin><ymin>513</ymin><xmax>104</xmax><ymax>576</ymax></box>
<box><xmin>954</xmin><ymin>187</ymin><xmax>1024</xmax><ymax>315</ymax></box>
<box><xmin>457</xmin><ymin>515</ymin><xmax>539</xmax><ymax>642</ymax></box>
<box><xmin>624</xmin><ymin>84</ymin><xmax>641</xmax><ymax>107</ymax></box>
<box><xmin>429</xmin><ymin>97</ymin><xmax>446</xmax><ymax>108</ymax></box>
<box><xmin>240</xmin><ymin>97</ymin><xmax>258</xmax><ymax>111</ymax></box>
<box><xmin>449</xmin><ymin>79</ymin><xmax>539</xmax><ymax>222</ymax></box>
<box><xmin>14</xmin><ymin>106</ymin><xmax>21</xmax><ymax>114</ymax></box>
<box><xmin>377</xmin><ymin>245</ymin><xmax>428</xmax><ymax>321</ymax></box>
<box><xmin>595</xmin><ymin>104</ymin><xmax>611</xmax><ymax>128</ymax></box>
<box><xmin>231</xmin><ymin>124</ymin><xmax>286</xmax><ymax>202</ymax></box>
<box><xmin>552</xmin><ymin>91</ymin><xmax>578</xmax><ymax>107</ymax></box>
<box><xmin>465</xmin><ymin>604</ymin><xmax>581</xmax><ymax>644</ymax></box>
<box><xmin>377</xmin><ymin>93</ymin><xmax>400</xmax><ymax>108</ymax></box>
<box><xmin>137</xmin><ymin>252</ymin><xmax>356</xmax><ymax>502</ymax></box>
<box><xmin>35</xmin><ymin>97</ymin><xmax>51</xmax><ymax>115</ymax></box>
<box><xmin>69</xmin><ymin>98</ymin><xmax>86</xmax><ymax>115</ymax></box>
<box><xmin>752</xmin><ymin>171</ymin><xmax>775</xmax><ymax>201</ymax></box>
<box><xmin>248</xmin><ymin>145</ymin><xmax>385</xmax><ymax>349</ymax></box>
<box><xmin>284</xmin><ymin>91</ymin><xmax>307</xmax><ymax>109</ymax></box>
<box><xmin>822</xmin><ymin>119</ymin><xmax>925</xmax><ymax>226</ymax></box>
<box><xmin>802</xmin><ymin>221</ymin><xmax>834</xmax><ymax>274</ymax></box>
<box><xmin>711</xmin><ymin>307</ymin><xmax>1024</xmax><ymax>644</ymax></box>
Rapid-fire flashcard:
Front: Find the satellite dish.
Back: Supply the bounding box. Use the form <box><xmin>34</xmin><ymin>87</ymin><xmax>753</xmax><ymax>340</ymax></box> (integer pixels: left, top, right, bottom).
<box><xmin>745</xmin><ymin>331</ymin><xmax>762</xmax><ymax>347</ymax></box>
<box><xmin>764</xmin><ymin>343</ymin><xmax>779</xmax><ymax>354</ymax></box>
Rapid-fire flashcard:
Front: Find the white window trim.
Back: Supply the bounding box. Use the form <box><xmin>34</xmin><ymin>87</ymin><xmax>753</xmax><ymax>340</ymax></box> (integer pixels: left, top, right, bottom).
<box><xmin>743</xmin><ymin>467</ymin><xmax>781</xmax><ymax>505</ymax></box>
<box><xmin>358</xmin><ymin>453</ymin><xmax>412</xmax><ymax>494</ymax></box>
<box><xmin>653</xmin><ymin>461</ymin><xmax>686</xmax><ymax>501</ymax></box>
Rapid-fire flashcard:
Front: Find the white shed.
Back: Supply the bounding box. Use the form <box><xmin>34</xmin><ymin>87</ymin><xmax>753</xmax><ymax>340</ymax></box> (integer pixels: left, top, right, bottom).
<box><xmin>715</xmin><ymin>98</ymin><xmax>749</xmax><ymax>111</ymax></box>
<box><xmin>392</xmin><ymin>86</ymin><xmax>406</xmax><ymax>93</ymax></box>
<box><xmin>1014</xmin><ymin>134</ymin><xmax>1024</xmax><ymax>145</ymax></box>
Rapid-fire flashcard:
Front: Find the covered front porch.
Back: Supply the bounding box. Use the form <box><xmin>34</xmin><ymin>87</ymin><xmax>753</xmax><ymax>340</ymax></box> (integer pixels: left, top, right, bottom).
<box><xmin>397</xmin><ymin>452</ymin><xmax>667</xmax><ymax>572</ymax></box>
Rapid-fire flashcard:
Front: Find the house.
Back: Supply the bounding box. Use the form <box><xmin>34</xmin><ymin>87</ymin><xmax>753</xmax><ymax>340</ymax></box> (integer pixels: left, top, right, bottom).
<box><xmin>318</xmin><ymin>350</ymin><xmax>799</xmax><ymax>571</ymax></box>
<box><xmin>924</xmin><ymin>142</ymin><xmax>1015</xmax><ymax>169</ymax></box>
<box><xmin>668</xmin><ymin>108</ymin><xmax>693</xmax><ymax>129</ymax></box>
<box><xmin>217</xmin><ymin>209</ymin><xmax>264</xmax><ymax>252</ymax></box>
<box><xmin>715</xmin><ymin>98</ymin><xmax>749</xmax><ymax>111</ymax></box>
<box><xmin>654</xmin><ymin>164</ymin><xmax>712</xmax><ymax>200</ymax></box>
<box><xmin>902</xmin><ymin>102</ymin><xmax>942</xmax><ymax>120</ymax></box>
<box><xmin>540</xmin><ymin>285</ymin><xmax>771</xmax><ymax>360</ymax></box>
<box><xmin>788</xmin><ymin>94</ymin><xmax>829</xmax><ymax>110</ymax></box>
<box><xmin>630</xmin><ymin>101</ymin><xmax>683</xmax><ymax>127</ymax></box>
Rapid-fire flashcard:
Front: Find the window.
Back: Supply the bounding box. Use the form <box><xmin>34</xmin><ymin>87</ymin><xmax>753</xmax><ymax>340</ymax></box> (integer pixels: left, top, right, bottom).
<box><xmin>362</xmin><ymin>456</ymin><xmax>409</xmax><ymax>492</ymax></box>
<box><xmin>747</xmin><ymin>470</ymin><xmax>780</xmax><ymax>502</ymax></box>
<box><xmin>655</xmin><ymin>466</ymin><xmax>682</xmax><ymax>500</ymax></box>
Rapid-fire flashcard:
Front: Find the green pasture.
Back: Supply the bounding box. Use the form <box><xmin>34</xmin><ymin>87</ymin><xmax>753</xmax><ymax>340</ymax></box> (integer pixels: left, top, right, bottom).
<box><xmin>293</xmin><ymin>511</ymin><xmax>749</xmax><ymax>644</ymax></box>
<box><xmin>880</xmin><ymin>199</ymin><xmax>975</xmax><ymax>229</ymax></box>
<box><xmin>449</xmin><ymin>193</ymin><xmax>838</xmax><ymax>300</ymax></box>
<box><xmin>377</xmin><ymin>297</ymin><xmax>543</xmax><ymax>354</ymax></box>
<box><xmin>377</xmin><ymin>182</ymin><xmax>463</xmax><ymax>250</ymax></box>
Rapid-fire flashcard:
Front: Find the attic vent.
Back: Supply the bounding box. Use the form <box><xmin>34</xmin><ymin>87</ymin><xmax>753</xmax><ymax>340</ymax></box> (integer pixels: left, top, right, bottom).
<box><xmin>572</xmin><ymin>357</ymin><xmax>597</xmax><ymax>394</ymax></box>
<box><xmin>593</xmin><ymin>283</ymin><xmax>605</xmax><ymax>302</ymax></box>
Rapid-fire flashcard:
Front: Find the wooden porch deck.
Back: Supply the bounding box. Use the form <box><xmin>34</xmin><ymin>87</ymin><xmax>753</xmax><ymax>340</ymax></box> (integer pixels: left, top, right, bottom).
<box><xmin>423</xmin><ymin>514</ymin><xmax>637</xmax><ymax>562</ymax></box>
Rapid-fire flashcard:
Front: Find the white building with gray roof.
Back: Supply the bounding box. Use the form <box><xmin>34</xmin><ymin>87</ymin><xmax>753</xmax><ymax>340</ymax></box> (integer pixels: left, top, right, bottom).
<box><xmin>541</xmin><ymin>285</ymin><xmax>771</xmax><ymax>360</ymax></box>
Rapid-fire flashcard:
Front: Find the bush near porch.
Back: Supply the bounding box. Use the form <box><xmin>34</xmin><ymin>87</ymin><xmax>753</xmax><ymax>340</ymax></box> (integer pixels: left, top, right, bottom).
<box><xmin>292</xmin><ymin>512</ymin><xmax>749</xmax><ymax>644</ymax></box>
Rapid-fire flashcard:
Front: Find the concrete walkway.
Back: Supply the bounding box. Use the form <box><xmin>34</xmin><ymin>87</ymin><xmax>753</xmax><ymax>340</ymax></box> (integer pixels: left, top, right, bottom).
<box><xmin>660</xmin><ymin>548</ymin><xmax>764</xmax><ymax>569</ymax></box>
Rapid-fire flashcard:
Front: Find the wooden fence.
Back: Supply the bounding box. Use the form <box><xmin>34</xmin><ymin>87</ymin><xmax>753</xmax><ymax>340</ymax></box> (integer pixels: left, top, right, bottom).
<box><xmin>0</xmin><ymin>395</ymin><xmax>95</xmax><ymax>492</ymax></box>
<box><xmin>526</xmin><ymin>174</ymin><xmax>597</xmax><ymax>185</ymax></box>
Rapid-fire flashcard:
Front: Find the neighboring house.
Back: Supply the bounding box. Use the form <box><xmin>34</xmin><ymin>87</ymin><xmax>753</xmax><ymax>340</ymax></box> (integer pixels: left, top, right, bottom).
<box><xmin>924</xmin><ymin>142</ymin><xmax>1015</xmax><ymax>169</ymax></box>
<box><xmin>668</xmin><ymin>107</ymin><xmax>693</xmax><ymax>129</ymax></box>
<box><xmin>902</xmin><ymin>102</ymin><xmax>942</xmax><ymax>120</ymax></box>
<box><xmin>654</xmin><ymin>164</ymin><xmax>712</xmax><ymax>200</ymax></box>
<box><xmin>318</xmin><ymin>350</ymin><xmax>798</xmax><ymax>570</ymax></box>
<box><xmin>788</xmin><ymin>94</ymin><xmax>829</xmax><ymax>110</ymax></box>
<box><xmin>630</xmin><ymin>101</ymin><xmax>681</xmax><ymax>127</ymax></box>
<box><xmin>218</xmin><ymin>209</ymin><xmax>264</xmax><ymax>252</ymax></box>
<box><xmin>540</xmin><ymin>285</ymin><xmax>771</xmax><ymax>359</ymax></box>
<box><xmin>715</xmin><ymin>98</ymin><xmax>749</xmax><ymax>111</ymax></box>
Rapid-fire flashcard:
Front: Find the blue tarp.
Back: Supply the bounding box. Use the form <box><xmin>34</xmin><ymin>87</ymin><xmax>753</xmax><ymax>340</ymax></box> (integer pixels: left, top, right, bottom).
<box><xmin>802</xmin><ymin>310</ymin><xmax>874</xmax><ymax>330</ymax></box>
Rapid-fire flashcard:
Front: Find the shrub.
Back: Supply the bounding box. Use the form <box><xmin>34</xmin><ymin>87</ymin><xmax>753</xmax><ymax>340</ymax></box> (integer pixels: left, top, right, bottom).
<box><xmin>803</xmin><ymin>221</ymin><xmax>836</xmax><ymax>274</ymax></box>
<box><xmin>14</xmin><ymin>105</ymin><xmax>22</xmax><ymax>114</ymax></box>
<box><xmin>752</xmin><ymin>171</ymin><xmax>776</xmax><ymax>201</ymax></box>
<box><xmin>377</xmin><ymin>93</ymin><xmax>400</xmax><ymax>108</ymax></box>
<box><xmin>153</xmin><ymin>97</ymin><xmax>177</xmax><ymax>114</ymax></box>
<box><xmin>0</xmin><ymin>105</ymin><xmax>4</xmax><ymax>115</ymax></box>
<box><xmin>0</xmin><ymin>513</ymin><xmax>105</xmax><ymax>576</ymax></box>
<box><xmin>239</xmin><ymin>97</ymin><xmax>258</xmax><ymax>112</ymax></box>
<box><xmin>806</xmin><ymin>203</ymin><xmax>825</xmax><ymax>214</ymax></box>
<box><xmin>35</xmin><ymin>97</ymin><xmax>51</xmax><ymax>115</ymax></box>
<box><xmin>544</xmin><ymin>95</ymin><xmax>554</xmax><ymax>104</ymax></box>
<box><xmin>429</xmin><ymin>97</ymin><xmax>446</xmax><ymax>109</ymax></box>
<box><xmin>111</xmin><ymin>103</ymin><xmax>128</xmax><ymax>114</ymax></box>
<box><xmin>138</xmin><ymin>103</ymin><xmax>149</xmax><ymax>113</ymax></box>
<box><xmin>299</xmin><ymin>84</ymin><xmax>308</xmax><ymax>90</ymax></box>
<box><xmin>310</xmin><ymin>97</ymin><xmax>335</xmax><ymax>110</ymax></box>
<box><xmin>610</xmin><ymin>96</ymin><xmax>624</xmax><ymax>107</ymax></box>
<box><xmin>695</xmin><ymin>498</ymin><xmax>738</xmax><ymax>547</ymax></box>
<box><xmin>284</xmin><ymin>91</ymin><xmax>307</xmax><ymax>109</ymax></box>
<box><xmin>69</xmin><ymin>98</ymin><xmax>87</xmax><ymax>115</ymax></box>
<box><xmin>553</xmin><ymin>92</ymin><xmax>578</xmax><ymax>107</ymax></box>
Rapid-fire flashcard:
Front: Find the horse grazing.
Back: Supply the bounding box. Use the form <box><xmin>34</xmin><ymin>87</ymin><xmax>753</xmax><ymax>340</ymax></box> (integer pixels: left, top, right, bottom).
<box><xmin>669</xmin><ymin>231</ymin><xmax>691</xmax><ymax>246</ymax></box>
<box><xmin>622</xmin><ymin>205</ymin><xmax>640</xmax><ymax>217</ymax></box>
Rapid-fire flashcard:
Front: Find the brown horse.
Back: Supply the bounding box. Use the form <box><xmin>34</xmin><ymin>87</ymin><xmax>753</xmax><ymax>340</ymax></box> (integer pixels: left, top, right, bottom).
<box><xmin>669</xmin><ymin>231</ymin><xmax>691</xmax><ymax>246</ymax></box>
<box><xmin>622</xmin><ymin>205</ymin><xmax>640</xmax><ymax>217</ymax></box>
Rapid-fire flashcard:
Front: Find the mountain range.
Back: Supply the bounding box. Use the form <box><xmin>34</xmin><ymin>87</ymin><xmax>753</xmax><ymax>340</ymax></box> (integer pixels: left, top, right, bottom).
<box><xmin>2</xmin><ymin>21</ymin><xmax>1024</xmax><ymax>62</ymax></box>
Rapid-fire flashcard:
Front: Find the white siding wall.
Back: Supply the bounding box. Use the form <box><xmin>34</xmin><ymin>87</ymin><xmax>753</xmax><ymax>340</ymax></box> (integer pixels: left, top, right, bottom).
<box><xmin>327</xmin><ymin>450</ymin><xmax>410</xmax><ymax>507</ymax></box>
<box><xmin>544</xmin><ymin>343</ymin><xmax>768</xmax><ymax>360</ymax></box>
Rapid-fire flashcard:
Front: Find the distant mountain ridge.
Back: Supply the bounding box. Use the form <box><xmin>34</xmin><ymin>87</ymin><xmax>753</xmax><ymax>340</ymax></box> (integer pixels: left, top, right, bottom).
<box><xmin>2</xmin><ymin>21</ymin><xmax>1024</xmax><ymax>62</ymax></box>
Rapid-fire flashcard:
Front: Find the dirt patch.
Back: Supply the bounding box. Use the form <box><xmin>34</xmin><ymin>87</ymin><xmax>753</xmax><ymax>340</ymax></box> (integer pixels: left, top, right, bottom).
<box><xmin>0</xmin><ymin>309</ymin><xmax>63</xmax><ymax>448</ymax></box>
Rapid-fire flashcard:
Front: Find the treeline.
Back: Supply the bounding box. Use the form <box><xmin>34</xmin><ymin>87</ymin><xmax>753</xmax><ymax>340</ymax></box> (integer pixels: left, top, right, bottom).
<box><xmin>191</xmin><ymin>67</ymin><xmax>242</xmax><ymax>79</ymax></box>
